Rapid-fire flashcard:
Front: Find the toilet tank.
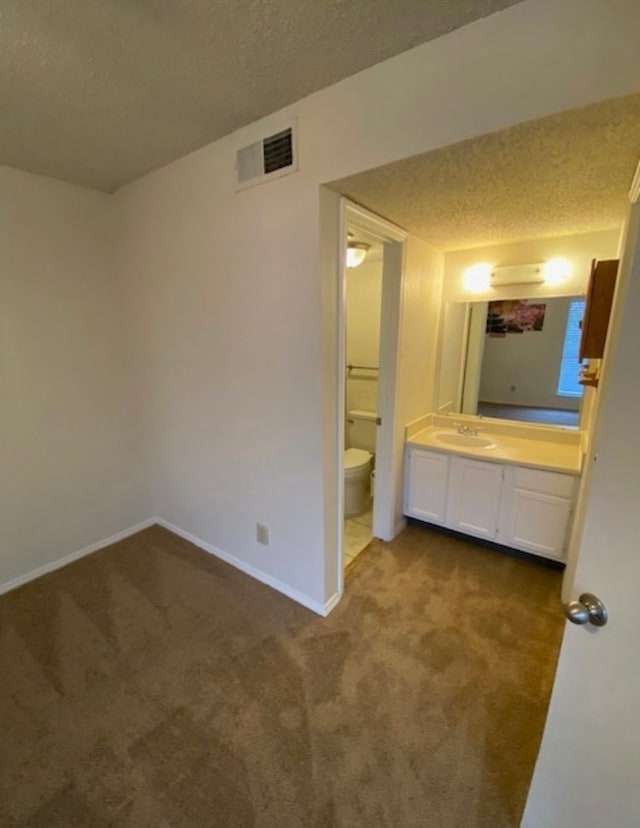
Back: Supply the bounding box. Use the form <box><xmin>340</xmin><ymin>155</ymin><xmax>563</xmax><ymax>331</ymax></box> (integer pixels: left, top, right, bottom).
<box><xmin>347</xmin><ymin>409</ymin><xmax>377</xmax><ymax>453</ymax></box>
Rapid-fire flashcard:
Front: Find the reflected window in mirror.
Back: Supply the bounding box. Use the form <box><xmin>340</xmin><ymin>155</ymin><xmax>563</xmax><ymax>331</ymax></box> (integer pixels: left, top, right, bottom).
<box><xmin>557</xmin><ymin>299</ymin><xmax>586</xmax><ymax>398</ymax></box>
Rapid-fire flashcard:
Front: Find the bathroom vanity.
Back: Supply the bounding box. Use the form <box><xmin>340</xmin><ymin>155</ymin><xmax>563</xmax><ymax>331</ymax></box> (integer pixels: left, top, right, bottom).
<box><xmin>404</xmin><ymin>415</ymin><xmax>583</xmax><ymax>563</ymax></box>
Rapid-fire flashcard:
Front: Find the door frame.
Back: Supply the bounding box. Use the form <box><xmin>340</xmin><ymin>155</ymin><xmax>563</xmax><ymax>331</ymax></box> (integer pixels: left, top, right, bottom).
<box><xmin>335</xmin><ymin>199</ymin><xmax>406</xmax><ymax>588</ymax></box>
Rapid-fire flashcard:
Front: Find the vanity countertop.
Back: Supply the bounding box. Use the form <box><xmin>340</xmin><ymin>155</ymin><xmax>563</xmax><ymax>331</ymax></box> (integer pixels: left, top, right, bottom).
<box><xmin>407</xmin><ymin>420</ymin><xmax>584</xmax><ymax>475</ymax></box>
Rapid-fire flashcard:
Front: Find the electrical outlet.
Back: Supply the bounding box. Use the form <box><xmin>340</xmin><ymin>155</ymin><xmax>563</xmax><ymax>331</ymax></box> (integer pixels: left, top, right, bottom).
<box><xmin>256</xmin><ymin>523</ymin><xmax>269</xmax><ymax>545</ymax></box>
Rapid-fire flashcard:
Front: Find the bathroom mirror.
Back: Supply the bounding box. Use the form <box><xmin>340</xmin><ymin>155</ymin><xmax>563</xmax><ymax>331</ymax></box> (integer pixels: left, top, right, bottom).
<box><xmin>436</xmin><ymin>295</ymin><xmax>585</xmax><ymax>427</ymax></box>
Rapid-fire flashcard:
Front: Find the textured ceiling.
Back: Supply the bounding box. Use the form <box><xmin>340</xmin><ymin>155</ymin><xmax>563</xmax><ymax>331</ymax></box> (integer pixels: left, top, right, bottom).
<box><xmin>0</xmin><ymin>0</ymin><xmax>523</xmax><ymax>192</ymax></box>
<box><xmin>332</xmin><ymin>94</ymin><xmax>640</xmax><ymax>251</ymax></box>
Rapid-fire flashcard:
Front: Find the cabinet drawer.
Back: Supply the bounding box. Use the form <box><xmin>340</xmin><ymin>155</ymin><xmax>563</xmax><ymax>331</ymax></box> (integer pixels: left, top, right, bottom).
<box><xmin>513</xmin><ymin>466</ymin><xmax>575</xmax><ymax>497</ymax></box>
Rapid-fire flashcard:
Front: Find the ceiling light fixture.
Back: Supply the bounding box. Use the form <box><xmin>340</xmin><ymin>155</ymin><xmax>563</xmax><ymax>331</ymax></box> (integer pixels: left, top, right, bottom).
<box><xmin>346</xmin><ymin>242</ymin><xmax>370</xmax><ymax>268</ymax></box>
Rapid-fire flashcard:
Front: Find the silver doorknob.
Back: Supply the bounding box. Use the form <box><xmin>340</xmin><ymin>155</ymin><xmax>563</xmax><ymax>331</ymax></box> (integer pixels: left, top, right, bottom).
<box><xmin>563</xmin><ymin>593</ymin><xmax>608</xmax><ymax>627</ymax></box>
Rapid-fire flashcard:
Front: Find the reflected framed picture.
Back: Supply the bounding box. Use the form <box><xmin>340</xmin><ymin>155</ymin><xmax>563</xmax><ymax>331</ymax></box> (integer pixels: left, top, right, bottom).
<box><xmin>486</xmin><ymin>299</ymin><xmax>546</xmax><ymax>336</ymax></box>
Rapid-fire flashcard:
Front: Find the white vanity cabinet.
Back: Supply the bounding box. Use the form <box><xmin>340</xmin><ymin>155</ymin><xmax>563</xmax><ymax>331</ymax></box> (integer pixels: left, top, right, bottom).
<box><xmin>497</xmin><ymin>466</ymin><xmax>576</xmax><ymax>560</ymax></box>
<box><xmin>404</xmin><ymin>445</ymin><xmax>577</xmax><ymax>561</ymax></box>
<box><xmin>404</xmin><ymin>447</ymin><xmax>450</xmax><ymax>525</ymax></box>
<box><xmin>446</xmin><ymin>456</ymin><xmax>504</xmax><ymax>540</ymax></box>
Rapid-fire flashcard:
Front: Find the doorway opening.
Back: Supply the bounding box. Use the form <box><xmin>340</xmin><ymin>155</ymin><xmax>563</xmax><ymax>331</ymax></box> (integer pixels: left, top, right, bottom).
<box><xmin>336</xmin><ymin>201</ymin><xmax>406</xmax><ymax>580</ymax></box>
<box><xmin>343</xmin><ymin>237</ymin><xmax>382</xmax><ymax>566</ymax></box>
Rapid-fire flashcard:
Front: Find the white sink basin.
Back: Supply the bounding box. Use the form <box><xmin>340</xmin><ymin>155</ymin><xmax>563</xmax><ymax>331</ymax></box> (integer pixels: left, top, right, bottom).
<box><xmin>434</xmin><ymin>431</ymin><xmax>499</xmax><ymax>450</ymax></box>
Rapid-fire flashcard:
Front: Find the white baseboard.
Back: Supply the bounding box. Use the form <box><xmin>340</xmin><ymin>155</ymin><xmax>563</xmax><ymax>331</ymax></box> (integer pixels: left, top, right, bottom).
<box><xmin>0</xmin><ymin>518</ymin><xmax>156</xmax><ymax>596</ymax></box>
<box><xmin>0</xmin><ymin>516</ymin><xmax>343</xmax><ymax>619</ymax></box>
<box><xmin>323</xmin><ymin>591</ymin><xmax>342</xmax><ymax>615</ymax></box>
<box><xmin>156</xmin><ymin>518</ymin><xmax>339</xmax><ymax>617</ymax></box>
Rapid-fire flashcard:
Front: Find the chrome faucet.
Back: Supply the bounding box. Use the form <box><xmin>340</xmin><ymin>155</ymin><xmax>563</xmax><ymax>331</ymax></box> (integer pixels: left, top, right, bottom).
<box><xmin>456</xmin><ymin>424</ymin><xmax>478</xmax><ymax>436</ymax></box>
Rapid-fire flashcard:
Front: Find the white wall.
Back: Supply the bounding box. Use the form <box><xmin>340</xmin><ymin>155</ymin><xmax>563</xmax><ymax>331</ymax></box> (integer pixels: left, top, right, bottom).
<box><xmin>345</xmin><ymin>257</ymin><xmax>382</xmax><ymax>421</ymax></box>
<box><xmin>345</xmin><ymin>258</ymin><xmax>383</xmax><ymax>369</ymax></box>
<box><xmin>479</xmin><ymin>296</ymin><xmax>579</xmax><ymax>410</ymax></box>
<box><xmin>0</xmin><ymin>167</ymin><xmax>149</xmax><ymax>588</ymax></box>
<box><xmin>115</xmin><ymin>0</ymin><xmax>640</xmax><ymax>610</ymax></box>
<box><xmin>390</xmin><ymin>237</ymin><xmax>444</xmax><ymax>529</ymax></box>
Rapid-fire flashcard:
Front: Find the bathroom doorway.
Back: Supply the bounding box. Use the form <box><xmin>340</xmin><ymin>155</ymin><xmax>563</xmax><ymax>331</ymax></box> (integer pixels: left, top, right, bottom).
<box><xmin>337</xmin><ymin>201</ymin><xmax>406</xmax><ymax>576</ymax></box>
<box><xmin>343</xmin><ymin>237</ymin><xmax>383</xmax><ymax>564</ymax></box>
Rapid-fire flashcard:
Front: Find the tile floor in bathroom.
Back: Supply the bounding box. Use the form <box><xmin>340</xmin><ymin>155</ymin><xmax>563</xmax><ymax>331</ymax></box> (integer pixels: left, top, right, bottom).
<box><xmin>344</xmin><ymin>507</ymin><xmax>373</xmax><ymax>568</ymax></box>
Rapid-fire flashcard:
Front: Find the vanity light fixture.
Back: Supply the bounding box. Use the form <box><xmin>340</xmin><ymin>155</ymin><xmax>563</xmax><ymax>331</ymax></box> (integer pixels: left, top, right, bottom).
<box><xmin>463</xmin><ymin>258</ymin><xmax>573</xmax><ymax>291</ymax></box>
<box><xmin>346</xmin><ymin>242</ymin><xmax>370</xmax><ymax>268</ymax></box>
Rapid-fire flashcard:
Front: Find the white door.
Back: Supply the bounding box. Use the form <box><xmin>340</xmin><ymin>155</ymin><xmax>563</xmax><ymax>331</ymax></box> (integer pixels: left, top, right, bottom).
<box><xmin>522</xmin><ymin>199</ymin><xmax>640</xmax><ymax>826</ymax></box>
<box><xmin>447</xmin><ymin>455</ymin><xmax>503</xmax><ymax>539</ymax></box>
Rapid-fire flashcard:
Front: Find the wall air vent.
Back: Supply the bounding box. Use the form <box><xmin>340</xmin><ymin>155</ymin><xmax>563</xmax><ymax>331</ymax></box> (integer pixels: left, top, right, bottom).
<box><xmin>236</xmin><ymin>124</ymin><xmax>297</xmax><ymax>191</ymax></box>
<box><xmin>263</xmin><ymin>129</ymin><xmax>293</xmax><ymax>173</ymax></box>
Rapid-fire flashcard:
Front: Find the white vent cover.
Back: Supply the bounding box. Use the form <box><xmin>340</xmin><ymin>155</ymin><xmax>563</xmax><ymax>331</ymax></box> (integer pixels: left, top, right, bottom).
<box><xmin>236</xmin><ymin>124</ymin><xmax>297</xmax><ymax>190</ymax></box>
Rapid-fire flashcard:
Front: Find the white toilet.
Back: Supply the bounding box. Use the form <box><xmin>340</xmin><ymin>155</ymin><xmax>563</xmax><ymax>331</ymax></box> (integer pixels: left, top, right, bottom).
<box><xmin>343</xmin><ymin>447</ymin><xmax>372</xmax><ymax>516</ymax></box>
<box><xmin>343</xmin><ymin>408</ymin><xmax>376</xmax><ymax>516</ymax></box>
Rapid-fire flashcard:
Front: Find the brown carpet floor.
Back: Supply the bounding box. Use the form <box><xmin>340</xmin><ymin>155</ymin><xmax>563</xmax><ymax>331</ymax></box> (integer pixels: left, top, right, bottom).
<box><xmin>0</xmin><ymin>524</ymin><xmax>564</xmax><ymax>827</ymax></box>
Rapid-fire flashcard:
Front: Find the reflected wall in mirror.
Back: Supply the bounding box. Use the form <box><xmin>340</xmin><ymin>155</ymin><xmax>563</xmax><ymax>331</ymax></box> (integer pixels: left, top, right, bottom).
<box><xmin>437</xmin><ymin>296</ymin><xmax>585</xmax><ymax>428</ymax></box>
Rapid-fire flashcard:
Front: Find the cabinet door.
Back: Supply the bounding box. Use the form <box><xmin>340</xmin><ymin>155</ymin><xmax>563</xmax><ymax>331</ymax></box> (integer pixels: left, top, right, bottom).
<box><xmin>447</xmin><ymin>456</ymin><xmax>503</xmax><ymax>540</ymax></box>
<box><xmin>579</xmin><ymin>258</ymin><xmax>618</xmax><ymax>360</ymax></box>
<box><xmin>500</xmin><ymin>488</ymin><xmax>572</xmax><ymax>560</ymax></box>
<box><xmin>404</xmin><ymin>448</ymin><xmax>449</xmax><ymax>525</ymax></box>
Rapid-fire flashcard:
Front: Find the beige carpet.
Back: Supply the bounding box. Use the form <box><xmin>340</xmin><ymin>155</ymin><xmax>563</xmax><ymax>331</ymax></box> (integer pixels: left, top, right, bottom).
<box><xmin>0</xmin><ymin>524</ymin><xmax>564</xmax><ymax>827</ymax></box>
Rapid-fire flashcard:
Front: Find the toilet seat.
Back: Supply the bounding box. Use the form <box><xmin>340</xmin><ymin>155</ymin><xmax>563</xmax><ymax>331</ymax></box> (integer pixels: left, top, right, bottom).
<box><xmin>344</xmin><ymin>448</ymin><xmax>371</xmax><ymax>478</ymax></box>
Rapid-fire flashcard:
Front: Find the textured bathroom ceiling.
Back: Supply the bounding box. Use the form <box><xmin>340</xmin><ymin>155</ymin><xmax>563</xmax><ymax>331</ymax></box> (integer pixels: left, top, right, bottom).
<box><xmin>0</xmin><ymin>0</ymin><xmax>523</xmax><ymax>192</ymax></box>
<box><xmin>332</xmin><ymin>94</ymin><xmax>640</xmax><ymax>251</ymax></box>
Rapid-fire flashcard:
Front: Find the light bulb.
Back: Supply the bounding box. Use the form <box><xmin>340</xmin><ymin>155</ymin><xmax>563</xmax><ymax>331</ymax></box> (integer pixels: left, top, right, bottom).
<box><xmin>463</xmin><ymin>262</ymin><xmax>492</xmax><ymax>292</ymax></box>
<box><xmin>543</xmin><ymin>257</ymin><xmax>571</xmax><ymax>285</ymax></box>
<box><xmin>346</xmin><ymin>243</ymin><xmax>370</xmax><ymax>268</ymax></box>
